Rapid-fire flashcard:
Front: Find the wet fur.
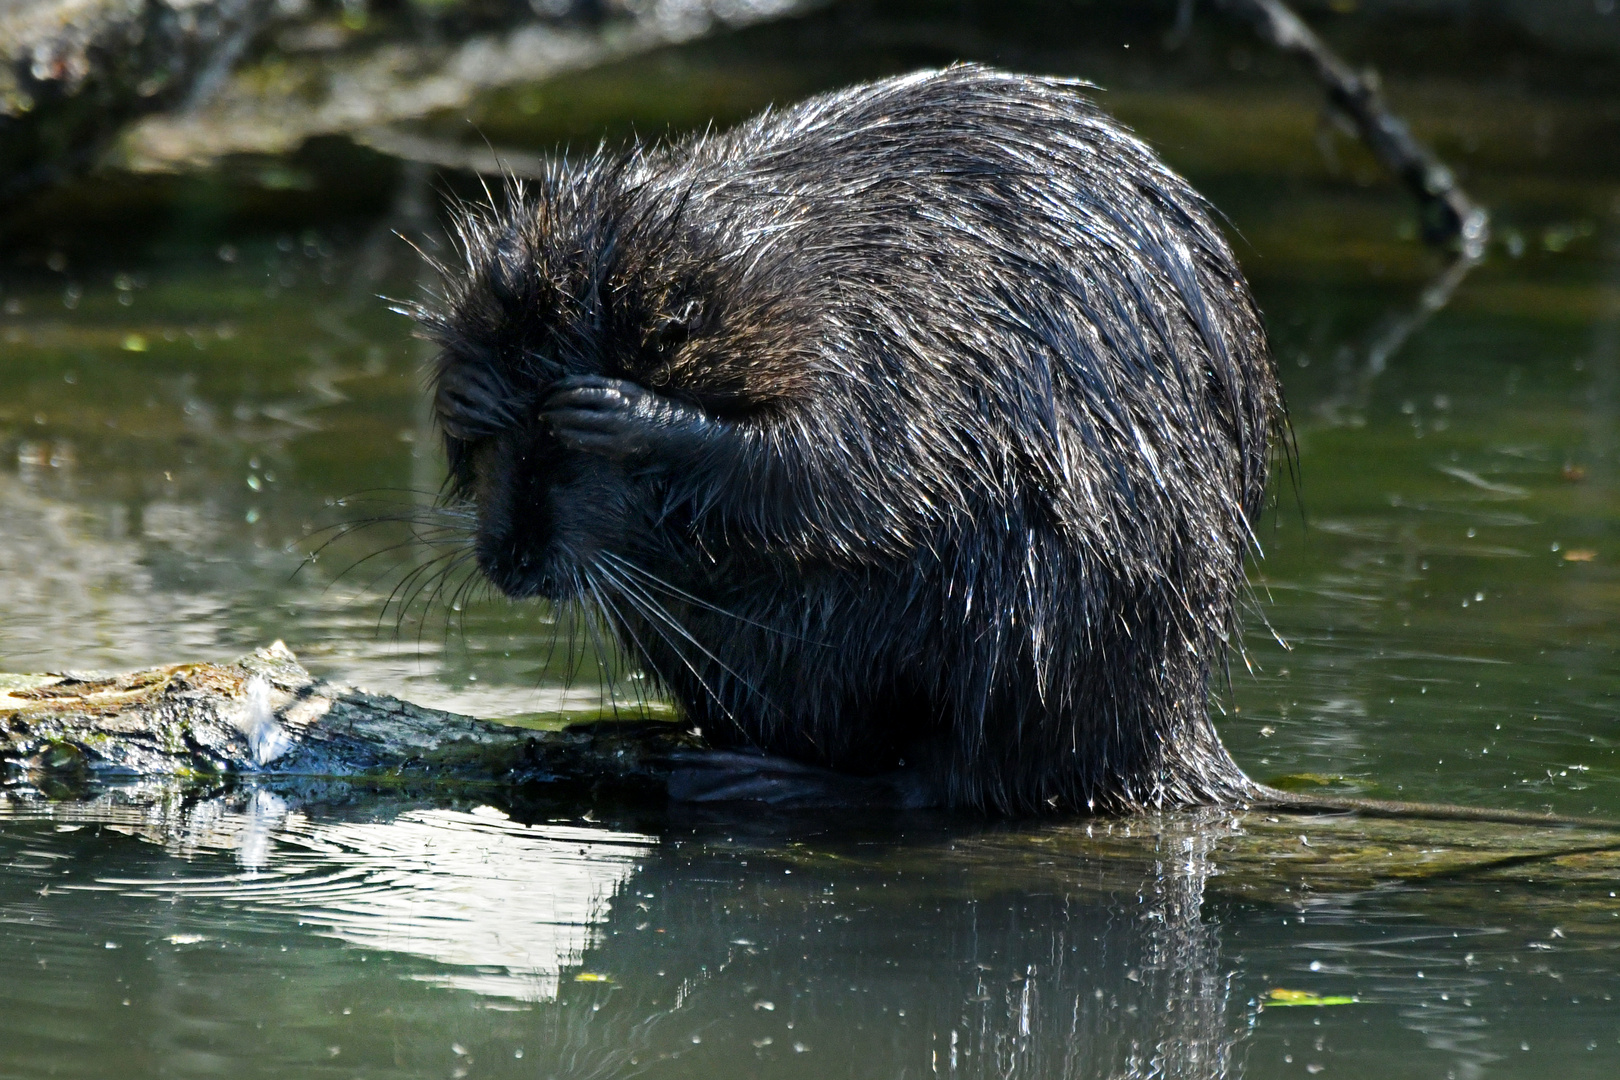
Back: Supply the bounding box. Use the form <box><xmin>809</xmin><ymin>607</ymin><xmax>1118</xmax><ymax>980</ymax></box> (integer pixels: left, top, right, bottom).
<box><xmin>419</xmin><ymin>66</ymin><xmax>1281</xmax><ymax>814</ymax></box>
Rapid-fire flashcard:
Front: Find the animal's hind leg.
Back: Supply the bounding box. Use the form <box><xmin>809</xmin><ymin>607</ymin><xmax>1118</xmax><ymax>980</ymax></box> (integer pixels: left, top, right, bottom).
<box><xmin>665</xmin><ymin>748</ymin><xmax>944</xmax><ymax>809</ymax></box>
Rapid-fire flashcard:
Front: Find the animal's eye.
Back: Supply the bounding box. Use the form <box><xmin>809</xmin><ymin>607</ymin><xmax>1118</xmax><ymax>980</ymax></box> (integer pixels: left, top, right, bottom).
<box><xmin>654</xmin><ymin>319</ymin><xmax>688</xmax><ymax>349</ymax></box>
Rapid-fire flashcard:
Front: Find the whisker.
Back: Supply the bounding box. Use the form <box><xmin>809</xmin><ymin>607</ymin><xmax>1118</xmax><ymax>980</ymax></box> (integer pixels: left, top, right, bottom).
<box><xmin>414</xmin><ymin>551</ymin><xmax>479</xmax><ymax>650</ymax></box>
<box><xmin>297</xmin><ymin>494</ymin><xmax>475</xmax><ymax>592</ymax></box>
<box><xmin>351</xmin><ymin>552</ymin><xmax>451</xmax><ymax>618</ymax></box>
<box><xmin>594</xmin><ymin>577</ymin><xmax>736</xmax><ymax>724</ymax></box>
<box><xmin>322</xmin><ymin>534</ymin><xmax>468</xmax><ymax>600</ymax></box>
<box><xmin>580</xmin><ymin>577</ymin><xmax>622</xmax><ymax>721</ymax></box>
<box><xmin>596</xmin><ymin>561</ymin><xmax>769</xmax><ymax>715</ymax></box>
<box><xmin>441</xmin><ymin>556</ymin><xmax>488</xmax><ymax>651</ymax></box>
<box><xmin>376</xmin><ymin>543</ymin><xmax>462</xmax><ymax>603</ymax></box>
<box><xmin>389</xmin><ymin>550</ymin><xmax>473</xmax><ymax>638</ymax></box>
<box><xmin>601</xmin><ymin>550</ymin><xmax>824</xmax><ymax>645</ymax></box>
<box><xmin>538</xmin><ymin>600</ymin><xmax>565</xmax><ymax>685</ymax></box>
<box><xmin>561</xmin><ymin>585</ymin><xmax>585</xmax><ymax>701</ymax></box>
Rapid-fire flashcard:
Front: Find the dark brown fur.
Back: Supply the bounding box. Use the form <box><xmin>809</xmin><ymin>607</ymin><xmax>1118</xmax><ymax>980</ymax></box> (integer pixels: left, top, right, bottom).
<box><xmin>419</xmin><ymin>66</ymin><xmax>1282</xmax><ymax>813</ymax></box>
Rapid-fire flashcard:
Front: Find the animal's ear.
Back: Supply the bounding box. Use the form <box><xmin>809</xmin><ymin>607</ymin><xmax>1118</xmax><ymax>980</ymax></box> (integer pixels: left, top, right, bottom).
<box><xmin>487</xmin><ymin>226</ymin><xmax>528</xmax><ymax>308</ymax></box>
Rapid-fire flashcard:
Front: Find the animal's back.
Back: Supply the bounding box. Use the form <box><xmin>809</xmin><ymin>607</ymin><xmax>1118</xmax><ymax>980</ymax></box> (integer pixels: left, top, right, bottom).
<box><xmin>618</xmin><ymin>68</ymin><xmax>1279</xmax><ymax>811</ymax></box>
<box><xmin>646</xmin><ymin>69</ymin><xmax>1268</xmax><ymax>552</ymax></box>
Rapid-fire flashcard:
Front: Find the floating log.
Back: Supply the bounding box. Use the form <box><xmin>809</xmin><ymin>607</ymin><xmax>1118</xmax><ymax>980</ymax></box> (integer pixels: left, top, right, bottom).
<box><xmin>1</xmin><ymin>641</ymin><xmax>693</xmax><ymax>798</ymax></box>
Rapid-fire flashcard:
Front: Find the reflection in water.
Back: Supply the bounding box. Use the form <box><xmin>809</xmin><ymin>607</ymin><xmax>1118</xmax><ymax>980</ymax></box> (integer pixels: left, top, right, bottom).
<box><xmin>583</xmin><ymin>816</ymin><xmax>1253</xmax><ymax>1080</ymax></box>
<box><xmin>3</xmin><ymin>794</ymin><xmax>1258</xmax><ymax>1079</ymax></box>
<box><xmin>24</xmin><ymin>792</ymin><xmax>654</xmax><ymax>1004</ymax></box>
<box><xmin>1131</xmin><ymin>823</ymin><xmax>1236</xmax><ymax>1080</ymax></box>
<box><xmin>248</xmin><ymin>808</ymin><xmax>650</xmax><ymax>1002</ymax></box>
<box><xmin>5</xmin><ymin>792</ymin><xmax>1620</xmax><ymax>1077</ymax></box>
<box><xmin>0</xmin><ymin>473</ymin><xmax>231</xmax><ymax>667</ymax></box>
<box><xmin>1317</xmin><ymin>251</ymin><xmax>1482</xmax><ymax>425</ymax></box>
<box><xmin>897</xmin><ymin>818</ymin><xmax>1246</xmax><ymax>1080</ymax></box>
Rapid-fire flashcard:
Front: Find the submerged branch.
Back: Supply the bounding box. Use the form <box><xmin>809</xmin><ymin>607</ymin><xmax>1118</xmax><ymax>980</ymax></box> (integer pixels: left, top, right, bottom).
<box><xmin>1316</xmin><ymin>247</ymin><xmax>1482</xmax><ymax>421</ymax></box>
<box><xmin>1216</xmin><ymin>0</ymin><xmax>1489</xmax><ymax>254</ymax></box>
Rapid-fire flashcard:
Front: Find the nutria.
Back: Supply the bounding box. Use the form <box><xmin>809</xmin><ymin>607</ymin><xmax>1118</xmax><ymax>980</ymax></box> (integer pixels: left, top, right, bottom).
<box><xmin>419</xmin><ymin>65</ymin><xmax>1280</xmax><ymax>814</ymax></box>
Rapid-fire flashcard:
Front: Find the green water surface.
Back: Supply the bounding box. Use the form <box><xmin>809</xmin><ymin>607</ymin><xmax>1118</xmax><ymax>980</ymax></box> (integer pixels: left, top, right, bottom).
<box><xmin>2</xmin><ymin>4</ymin><xmax>1619</xmax><ymax>1078</ymax></box>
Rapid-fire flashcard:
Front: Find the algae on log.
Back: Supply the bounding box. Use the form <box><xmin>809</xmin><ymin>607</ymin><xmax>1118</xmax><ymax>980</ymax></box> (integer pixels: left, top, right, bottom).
<box><xmin>1</xmin><ymin>641</ymin><xmax>695</xmax><ymax>798</ymax></box>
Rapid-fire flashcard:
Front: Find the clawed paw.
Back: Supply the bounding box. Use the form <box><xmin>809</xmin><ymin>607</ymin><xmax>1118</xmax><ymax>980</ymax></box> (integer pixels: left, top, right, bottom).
<box><xmin>542</xmin><ymin>374</ymin><xmax>713</xmax><ymax>462</ymax></box>
<box><xmin>542</xmin><ymin>375</ymin><xmax>658</xmax><ymax>459</ymax></box>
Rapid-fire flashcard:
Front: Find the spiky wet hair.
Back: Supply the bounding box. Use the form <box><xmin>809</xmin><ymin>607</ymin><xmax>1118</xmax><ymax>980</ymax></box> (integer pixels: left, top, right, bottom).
<box><xmin>419</xmin><ymin>155</ymin><xmax>823</xmax><ymax>501</ymax></box>
<box><xmin>414</xmin><ymin>65</ymin><xmax>1282</xmax><ymax>813</ymax></box>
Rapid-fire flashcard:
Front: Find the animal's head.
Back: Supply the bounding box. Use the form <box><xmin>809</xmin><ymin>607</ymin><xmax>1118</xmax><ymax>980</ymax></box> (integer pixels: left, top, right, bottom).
<box><xmin>416</xmin><ymin>162</ymin><xmax>812</xmax><ymax>602</ymax></box>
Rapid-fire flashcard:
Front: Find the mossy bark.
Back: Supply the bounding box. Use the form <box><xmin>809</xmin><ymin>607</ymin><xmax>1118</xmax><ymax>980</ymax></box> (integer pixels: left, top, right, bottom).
<box><xmin>1</xmin><ymin>641</ymin><xmax>695</xmax><ymax>799</ymax></box>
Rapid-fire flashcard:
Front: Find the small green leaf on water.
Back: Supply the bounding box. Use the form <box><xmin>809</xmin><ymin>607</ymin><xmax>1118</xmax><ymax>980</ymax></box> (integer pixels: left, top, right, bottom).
<box><xmin>1266</xmin><ymin>988</ymin><xmax>1357</xmax><ymax>1007</ymax></box>
<box><xmin>573</xmin><ymin>972</ymin><xmax>614</xmax><ymax>983</ymax></box>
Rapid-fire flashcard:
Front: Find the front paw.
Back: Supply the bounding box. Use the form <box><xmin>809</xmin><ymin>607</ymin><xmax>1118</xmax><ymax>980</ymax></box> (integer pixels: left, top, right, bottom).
<box><xmin>542</xmin><ymin>375</ymin><xmax>668</xmax><ymax>460</ymax></box>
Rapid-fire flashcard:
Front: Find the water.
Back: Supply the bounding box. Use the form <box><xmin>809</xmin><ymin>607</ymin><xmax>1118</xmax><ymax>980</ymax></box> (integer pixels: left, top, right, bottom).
<box><xmin>3</xmin><ymin>4</ymin><xmax>1620</xmax><ymax>1077</ymax></box>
